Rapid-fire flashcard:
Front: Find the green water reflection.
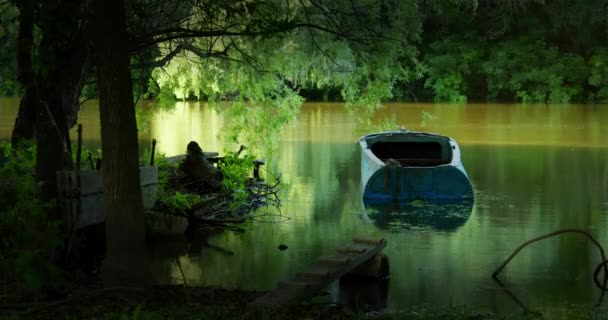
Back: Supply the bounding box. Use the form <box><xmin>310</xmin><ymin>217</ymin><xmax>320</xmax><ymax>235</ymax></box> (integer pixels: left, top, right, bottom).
<box><xmin>1</xmin><ymin>98</ymin><xmax>607</xmax><ymax>317</ymax></box>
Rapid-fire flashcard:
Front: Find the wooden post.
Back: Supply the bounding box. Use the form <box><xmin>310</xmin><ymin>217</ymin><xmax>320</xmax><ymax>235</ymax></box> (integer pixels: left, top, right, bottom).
<box><xmin>343</xmin><ymin>254</ymin><xmax>389</xmax><ymax>279</ymax></box>
<box><xmin>339</xmin><ymin>277</ymin><xmax>389</xmax><ymax>310</ymax></box>
<box><xmin>76</xmin><ymin>124</ymin><xmax>83</xmax><ymax>170</ymax></box>
<box><xmin>253</xmin><ymin>159</ymin><xmax>265</xmax><ymax>180</ymax></box>
<box><xmin>87</xmin><ymin>152</ymin><xmax>94</xmax><ymax>170</ymax></box>
<box><xmin>150</xmin><ymin>139</ymin><xmax>157</xmax><ymax>166</ymax></box>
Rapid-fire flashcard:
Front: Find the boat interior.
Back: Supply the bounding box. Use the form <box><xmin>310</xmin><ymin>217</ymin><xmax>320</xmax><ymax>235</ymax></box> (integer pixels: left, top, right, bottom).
<box><xmin>370</xmin><ymin>141</ymin><xmax>452</xmax><ymax>167</ymax></box>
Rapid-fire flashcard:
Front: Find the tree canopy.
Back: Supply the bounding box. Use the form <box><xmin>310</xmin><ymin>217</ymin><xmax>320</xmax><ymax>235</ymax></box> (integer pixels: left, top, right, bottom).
<box><xmin>0</xmin><ymin>1</ymin><xmax>19</xmax><ymax>96</ymax></box>
<box><xmin>146</xmin><ymin>0</ymin><xmax>421</xmax><ymax>142</ymax></box>
<box><xmin>4</xmin><ymin>0</ymin><xmax>608</xmax><ymax>105</ymax></box>
<box><xmin>419</xmin><ymin>0</ymin><xmax>608</xmax><ymax>102</ymax></box>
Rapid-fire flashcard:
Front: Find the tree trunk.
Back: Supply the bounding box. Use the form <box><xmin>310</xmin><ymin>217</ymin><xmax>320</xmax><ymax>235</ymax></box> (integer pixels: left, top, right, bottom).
<box><xmin>12</xmin><ymin>0</ymin><xmax>89</xmax><ymax>203</ymax></box>
<box><xmin>92</xmin><ymin>0</ymin><xmax>151</xmax><ymax>287</ymax></box>
<box><xmin>11</xmin><ymin>0</ymin><xmax>36</xmax><ymax>146</ymax></box>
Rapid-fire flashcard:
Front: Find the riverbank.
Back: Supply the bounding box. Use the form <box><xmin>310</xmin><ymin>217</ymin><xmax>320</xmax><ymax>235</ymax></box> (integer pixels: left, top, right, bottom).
<box><xmin>2</xmin><ymin>283</ymin><xmax>499</xmax><ymax>320</ymax></box>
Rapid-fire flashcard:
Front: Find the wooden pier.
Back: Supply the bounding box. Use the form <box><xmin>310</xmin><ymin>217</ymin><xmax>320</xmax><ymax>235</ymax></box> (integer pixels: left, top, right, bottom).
<box><xmin>250</xmin><ymin>236</ymin><xmax>387</xmax><ymax>306</ymax></box>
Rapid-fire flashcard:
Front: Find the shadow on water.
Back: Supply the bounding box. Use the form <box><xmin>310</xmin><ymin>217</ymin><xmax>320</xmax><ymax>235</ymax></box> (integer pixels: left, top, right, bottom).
<box><xmin>493</xmin><ymin>277</ymin><xmax>543</xmax><ymax>319</ymax></box>
<box><xmin>361</xmin><ymin>198</ymin><xmax>474</xmax><ymax>232</ymax></box>
<box><xmin>339</xmin><ymin>277</ymin><xmax>389</xmax><ymax>312</ymax></box>
<box><xmin>338</xmin><ymin>254</ymin><xmax>391</xmax><ymax>312</ymax></box>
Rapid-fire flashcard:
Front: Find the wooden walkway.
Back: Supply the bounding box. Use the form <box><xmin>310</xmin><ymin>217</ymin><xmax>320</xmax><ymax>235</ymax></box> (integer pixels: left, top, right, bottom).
<box><xmin>250</xmin><ymin>236</ymin><xmax>386</xmax><ymax>306</ymax></box>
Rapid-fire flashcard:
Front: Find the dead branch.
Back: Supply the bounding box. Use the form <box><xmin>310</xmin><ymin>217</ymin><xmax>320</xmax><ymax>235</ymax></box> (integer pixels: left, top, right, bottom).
<box><xmin>155</xmin><ymin>160</ymin><xmax>281</xmax><ymax>232</ymax></box>
<box><xmin>492</xmin><ymin>228</ymin><xmax>608</xmax><ymax>308</ymax></box>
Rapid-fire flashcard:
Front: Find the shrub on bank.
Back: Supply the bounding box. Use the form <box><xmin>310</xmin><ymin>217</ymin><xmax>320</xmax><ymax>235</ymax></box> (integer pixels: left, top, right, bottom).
<box><xmin>0</xmin><ymin>143</ymin><xmax>63</xmax><ymax>294</ymax></box>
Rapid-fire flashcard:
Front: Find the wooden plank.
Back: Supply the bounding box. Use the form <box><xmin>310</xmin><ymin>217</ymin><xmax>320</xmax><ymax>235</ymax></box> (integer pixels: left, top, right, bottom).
<box><xmin>139</xmin><ymin>166</ymin><xmax>158</xmax><ymax>210</ymax></box>
<box><xmin>278</xmin><ymin>280</ymin><xmax>313</xmax><ymax>288</ymax></box>
<box><xmin>250</xmin><ymin>236</ymin><xmax>387</xmax><ymax>306</ymax></box>
<box><xmin>352</xmin><ymin>236</ymin><xmax>384</xmax><ymax>246</ymax></box>
<box><xmin>78</xmin><ymin>166</ymin><xmax>157</xmax><ymax>195</ymax></box>
<box><xmin>79</xmin><ymin>170</ymin><xmax>103</xmax><ymax>194</ymax></box>
<box><xmin>336</xmin><ymin>244</ymin><xmax>370</xmax><ymax>254</ymax></box>
<box><xmin>79</xmin><ymin>194</ymin><xmax>104</xmax><ymax>228</ymax></box>
<box><xmin>318</xmin><ymin>255</ymin><xmax>351</xmax><ymax>266</ymax></box>
<box><xmin>296</xmin><ymin>270</ymin><xmax>330</xmax><ymax>280</ymax></box>
<box><xmin>139</xmin><ymin>166</ymin><xmax>158</xmax><ymax>186</ymax></box>
<box><xmin>57</xmin><ymin>171</ymin><xmax>80</xmax><ymax>231</ymax></box>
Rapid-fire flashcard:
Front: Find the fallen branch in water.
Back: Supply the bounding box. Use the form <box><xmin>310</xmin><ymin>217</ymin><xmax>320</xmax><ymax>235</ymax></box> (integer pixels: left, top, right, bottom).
<box><xmin>492</xmin><ymin>228</ymin><xmax>608</xmax><ymax>307</ymax></box>
<box><xmin>155</xmin><ymin>169</ymin><xmax>281</xmax><ymax>232</ymax></box>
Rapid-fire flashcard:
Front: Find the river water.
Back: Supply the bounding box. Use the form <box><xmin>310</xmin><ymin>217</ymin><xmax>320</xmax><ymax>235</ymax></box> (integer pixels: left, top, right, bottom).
<box><xmin>1</xmin><ymin>98</ymin><xmax>607</xmax><ymax>318</ymax></box>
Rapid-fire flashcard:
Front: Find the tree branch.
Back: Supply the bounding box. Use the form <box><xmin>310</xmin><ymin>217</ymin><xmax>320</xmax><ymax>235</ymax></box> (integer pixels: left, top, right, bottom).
<box><xmin>131</xmin><ymin>41</ymin><xmax>231</xmax><ymax>70</ymax></box>
<box><xmin>131</xmin><ymin>22</ymin><xmax>346</xmax><ymax>52</ymax></box>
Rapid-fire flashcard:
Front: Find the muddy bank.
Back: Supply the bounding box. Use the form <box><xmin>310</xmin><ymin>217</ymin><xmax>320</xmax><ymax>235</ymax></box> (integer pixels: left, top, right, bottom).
<box><xmin>2</xmin><ymin>283</ymin><xmax>499</xmax><ymax>320</ymax></box>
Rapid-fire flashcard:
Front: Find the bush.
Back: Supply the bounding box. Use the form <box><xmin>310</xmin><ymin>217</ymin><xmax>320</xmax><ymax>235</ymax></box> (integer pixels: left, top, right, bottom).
<box><xmin>423</xmin><ymin>34</ymin><xmax>486</xmax><ymax>102</ymax></box>
<box><xmin>0</xmin><ymin>143</ymin><xmax>63</xmax><ymax>292</ymax></box>
<box><xmin>587</xmin><ymin>49</ymin><xmax>608</xmax><ymax>101</ymax></box>
<box><xmin>482</xmin><ymin>38</ymin><xmax>587</xmax><ymax>103</ymax></box>
<box><xmin>217</xmin><ymin>151</ymin><xmax>256</xmax><ymax>213</ymax></box>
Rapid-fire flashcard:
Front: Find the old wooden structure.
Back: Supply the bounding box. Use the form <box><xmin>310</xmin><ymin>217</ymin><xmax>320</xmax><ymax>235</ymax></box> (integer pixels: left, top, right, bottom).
<box><xmin>250</xmin><ymin>236</ymin><xmax>387</xmax><ymax>306</ymax></box>
<box><xmin>56</xmin><ymin>151</ymin><xmax>265</xmax><ymax>232</ymax></box>
<box><xmin>57</xmin><ymin>166</ymin><xmax>159</xmax><ymax>230</ymax></box>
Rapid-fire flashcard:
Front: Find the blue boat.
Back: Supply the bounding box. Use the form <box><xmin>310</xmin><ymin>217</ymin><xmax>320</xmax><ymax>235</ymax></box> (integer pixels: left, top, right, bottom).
<box><xmin>359</xmin><ymin>130</ymin><xmax>473</xmax><ymax>201</ymax></box>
